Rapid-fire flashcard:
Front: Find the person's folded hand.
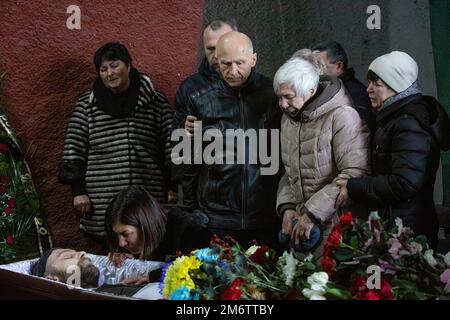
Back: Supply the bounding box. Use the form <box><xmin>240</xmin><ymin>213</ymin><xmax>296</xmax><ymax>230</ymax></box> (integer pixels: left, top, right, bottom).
<box><xmin>282</xmin><ymin>209</ymin><xmax>300</xmax><ymax>235</ymax></box>
<box><xmin>120</xmin><ymin>275</ymin><xmax>149</xmax><ymax>286</ymax></box>
<box><xmin>291</xmin><ymin>213</ymin><xmax>314</xmax><ymax>244</ymax></box>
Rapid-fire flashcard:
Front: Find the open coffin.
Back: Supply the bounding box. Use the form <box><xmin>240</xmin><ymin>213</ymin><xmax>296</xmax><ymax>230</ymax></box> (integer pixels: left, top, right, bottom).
<box><xmin>0</xmin><ymin>254</ymin><xmax>164</xmax><ymax>300</ymax></box>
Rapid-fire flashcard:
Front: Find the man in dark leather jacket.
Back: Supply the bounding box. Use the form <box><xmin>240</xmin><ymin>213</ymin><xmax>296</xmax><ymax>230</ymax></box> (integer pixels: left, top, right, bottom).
<box><xmin>171</xmin><ymin>19</ymin><xmax>237</xmax><ymax>184</ymax></box>
<box><xmin>180</xmin><ymin>31</ymin><xmax>282</xmax><ymax>248</ymax></box>
<box><xmin>172</xmin><ymin>19</ymin><xmax>237</xmax><ymax>132</ymax></box>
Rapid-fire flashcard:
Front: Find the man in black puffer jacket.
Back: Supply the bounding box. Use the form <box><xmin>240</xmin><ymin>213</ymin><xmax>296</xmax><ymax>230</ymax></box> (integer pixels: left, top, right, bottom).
<box><xmin>335</xmin><ymin>51</ymin><xmax>450</xmax><ymax>250</ymax></box>
<box><xmin>180</xmin><ymin>32</ymin><xmax>282</xmax><ymax>249</ymax></box>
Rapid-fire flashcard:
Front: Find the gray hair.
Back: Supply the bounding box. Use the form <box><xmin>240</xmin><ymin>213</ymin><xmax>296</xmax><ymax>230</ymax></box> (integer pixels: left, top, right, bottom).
<box><xmin>273</xmin><ymin>57</ymin><xmax>320</xmax><ymax>98</ymax></box>
<box><xmin>291</xmin><ymin>48</ymin><xmax>327</xmax><ymax>75</ymax></box>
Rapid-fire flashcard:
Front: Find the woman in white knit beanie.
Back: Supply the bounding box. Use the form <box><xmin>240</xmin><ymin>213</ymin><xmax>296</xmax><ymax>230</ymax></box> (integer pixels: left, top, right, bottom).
<box><xmin>335</xmin><ymin>51</ymin><xmax>445</xmax><ymax>250</ymax></box>
<box><xmin>365</xmin><ymin>51</ymin><xmax>420</xmax><ymax>110</ymax></box>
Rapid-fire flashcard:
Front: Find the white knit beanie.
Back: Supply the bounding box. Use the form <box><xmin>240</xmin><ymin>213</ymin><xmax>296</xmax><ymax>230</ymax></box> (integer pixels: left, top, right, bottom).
<box><xmin>368</xmin><ymin>51</ymin><xmax>418</xmax><ymax>93</ymax></box>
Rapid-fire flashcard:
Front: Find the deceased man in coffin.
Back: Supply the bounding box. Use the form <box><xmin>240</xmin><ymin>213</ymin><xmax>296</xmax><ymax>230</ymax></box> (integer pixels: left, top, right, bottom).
<box><xmin>0</xmin><ymin>248</ymin><xmax>165</xmax><ymax>300</ymax></box>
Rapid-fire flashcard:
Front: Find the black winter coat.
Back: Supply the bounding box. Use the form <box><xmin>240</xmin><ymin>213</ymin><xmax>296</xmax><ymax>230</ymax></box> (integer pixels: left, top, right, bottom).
<box><xmin>339</xmin><ymin>68</ymin><xmax>376</xmax><ymax>132</ymax></box>
<box><xmin>182</xmin><ymin>71</ymin><xmax>282</xmax><ymax>230</ymax></box>
<box><xmin>347</xmin><ymin>94</ymin><xmax>447</xmax><ymax>249</ymax></box>
<box><xmin>152</xmin><ymin>206</ymin><xmax>212</xmax><ymax>261</ymax></box>
<box><xmin>171</xmin><ymin>59</ymin><xmax>220</xmax><ymax>182</ymax></box>
<box><xmin>172</xmin><ymin>58</ymin><xmax>219</xmax><ymax>132</ymax></box>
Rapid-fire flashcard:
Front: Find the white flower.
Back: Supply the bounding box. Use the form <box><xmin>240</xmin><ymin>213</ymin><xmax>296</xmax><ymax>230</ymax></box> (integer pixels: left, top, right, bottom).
<box><xmin>394</xmin><ymin>217</ymin><xmax>404</xmax><ymax>237</ymax></box>
<box><xmin>303</xmin><ymin>254</ymin><xmax>314</xmax><ymax>262</ymax></box>
<box><xmin>244</xmin><ymin>245</ymin><xmax>260</xmax><ymax>257</ymax></box>
<box><xmin>282</xmin><ymin>252</ymin><xmax>298</xmax><ymax>287</ymax></box>
<box><xmin>369</xmin><ymin>211</ymin><xmax>380</xmax><ymax>220</ymax></box>
<box><xmin>424</xmin><ymin>249</ymin><xmax>438</xmax><ymax>267</ymax></box>
<box><xmin>307</xmin><ymin>272</ymin><xmax>329</xmax><ymax>288</ymax></box>
<box><xmin>302</xmin><ymin>288</ymin><xmax>326</xmax><ymax>300</ymax></box>
<box><xmin>444</xmin><ymin>252</ymin><xmax>450</xmax><ymax>267</ymax></box>
<box><xmin>302</xmin><ymin>272</ymin><xmax>329</xmax><ymax>299</ymax></box>
<box><xmin>407</xmin><ymin>242</ymin><xmax>423</xmax><ymax>255</ymax></box>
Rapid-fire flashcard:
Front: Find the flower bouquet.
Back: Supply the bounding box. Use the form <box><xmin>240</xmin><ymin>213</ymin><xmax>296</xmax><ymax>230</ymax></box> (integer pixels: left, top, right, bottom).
<box><xmin>160</xmin><ymin>236</ymin><xmax>350</xmax><ymax>300</ymax></box>
<box><xmin>0</xmin><ymin>117</ymin><xmax>41</xmax><ymax>263</ymax></box>
<box><xmin>322</xmin><ymin>211</ymin><xmax>450</xmax><ymax>300</ymax></box>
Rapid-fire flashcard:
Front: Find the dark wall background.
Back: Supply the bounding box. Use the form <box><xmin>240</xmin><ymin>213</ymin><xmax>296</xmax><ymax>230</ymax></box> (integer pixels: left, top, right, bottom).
<box><xmin>202</xmin><ymin>0</ymin><xmax>437</xmax><ymax>95</ymax></box>
<box><xmin>430</xmin><ymin>0</ymin><xmax>450</xmax><ymax>206</ymax></box>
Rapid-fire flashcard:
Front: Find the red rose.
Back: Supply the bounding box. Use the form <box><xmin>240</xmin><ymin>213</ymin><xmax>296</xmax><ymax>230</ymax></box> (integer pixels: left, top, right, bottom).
<box><xmin>0</xmin><ymin>175</ymin><xmax>9</xmax><ymax>184</ymax></box>
<box><xmin>379</xmin><ymin>279</ymin><xmax>394</xmax><ymax>300</ymax></box>
<box><xmin>326</xmin><ymin>229</ymin><xmax>342</xmax><ymax>249</ymax></box>
<box><xmin>0</xmin><ymin>186</ymin><xmax>6</xmax><ymax>194</ymax></box>
<box><xmin>249</xmin><ymin>246</ymin><xmax>270</xmax><ymax>265</ymax></box>
<box><xmin>4</xmin><ymin>206</ymin><xmax>13</xmax><ymax>215</ymax></box>
<box><xmin>339</xmin><ymin>212</ymin><xmax>353</xmax><ymax>226</ymax></box>
<box><xmin>0</xmin><ymin>144</ymin><xmax>8</xmax><ymax>154</ymax></box>
<box><xmin>7</xmin><ymin>198</ymin><xmax>16</xmax><ymax>208</ymax></box>
<box><xmin>6</xmin><ymin>235</ymin><xmax>14</xmax><ymax>246</ymax></box>
<box><xmin>357</xmin><ymin>291</ymin><xmax>380</xmax><ymax>300</ymax></box>
<box><xmin>321</xmin><ymin>255</ymin><xmax>335</xmax><ymax>276</ymax></box>
<box><xmin>221</xmin><ymin>278</ymin><xmax>245</xmax><ymax>300</ymax></box>
<box><xmin>323</xmin><ymin>245</ymin><xmax>332</xmax><ymax>258</ymax></box>
<box><xmin>350</xmin><ymin>275</ymin><xmax>366</xmax><ymax>295</ymax></box>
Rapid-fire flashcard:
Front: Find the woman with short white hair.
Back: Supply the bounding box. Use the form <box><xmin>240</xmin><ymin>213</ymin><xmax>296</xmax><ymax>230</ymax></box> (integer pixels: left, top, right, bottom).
<box><xmin>274</xmin><ymin>53</ymin><xmax>370</xmax><ymax>256</ymax></box>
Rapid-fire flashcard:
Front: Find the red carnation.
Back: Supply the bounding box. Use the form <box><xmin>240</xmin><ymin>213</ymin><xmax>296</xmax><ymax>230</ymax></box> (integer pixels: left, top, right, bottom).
<box><xmin>379</xmin><ymin>279</ymin><xmax>394</xmax><ymax>300</ymax></box>
<box><xmin>0</xmin><ymin>143</ymin><xmax>8</xmax><ymax>154</ymax></box>
<box><xmin>323</xmin><ymin>245</ymin><xmax>332</xmax><ymax>258</ymax></box>
<box><xmin>339</xmin><ymin>212</ymin><xmax>353</xmax><ymax>226</ymax></box>
<box><xmin>326</xmin><ymin>229</ymin><xmax>342</xmax><ymax>250</ymax></box>
<box><xmin>7</xmin><ymin>198</ymin><xmax>16</xmax><ymax>208</ymax></box>
<box><xmin>357</xmin><ymin>291</ymin><xmax>380</xmax><ymax>300</ymax></box>
<box><xmin>249</xmin><ymin>246</ymin><xmax>270</xmax><ymax>265</ymax></box>
<box><xmin>4</xmin><ymin>206</ymin><xmax>13</xmax><ymax>215</ymax></box>
<box><xmin>350</xmin><ymin>275</ymin><xmax>366</xmax><ymax>295</ymax></box>
<box><xmin>221</xmin><ymin>278</ymin><xmax>245</xmax><ymax>300</ymax></box>
<box><xmin>321</xmin><ymin>255</ymin><xmax>335</xmax><ymax>277</ymax></box>
<box><xmin>6</xmin><ymin>235</ymin><xmax>14</xmax><ymax>246</ymax></box>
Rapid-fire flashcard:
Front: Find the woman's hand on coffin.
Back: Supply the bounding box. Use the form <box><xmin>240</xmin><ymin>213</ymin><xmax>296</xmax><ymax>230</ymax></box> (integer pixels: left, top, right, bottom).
<box><xmin>73</xmin><ymin>195</ymin><xmax>91</xmax><ymax>215</ymax></box>
<box><xmin>120</xmin><ymin>274</ymin><xmax>150</xmax><ymax>286</ymax></box>
<box><xmin>108</xmin><ymin>252</ymin><xmax>134</xmax><ymax>267</ymax></box>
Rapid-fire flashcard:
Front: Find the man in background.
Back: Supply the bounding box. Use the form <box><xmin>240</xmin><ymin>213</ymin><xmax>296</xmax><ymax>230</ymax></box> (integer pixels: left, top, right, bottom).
<box><xmin>313</xmin><ymin>40</ymin><xmax>375</xmax><ymax>131</ymax></box>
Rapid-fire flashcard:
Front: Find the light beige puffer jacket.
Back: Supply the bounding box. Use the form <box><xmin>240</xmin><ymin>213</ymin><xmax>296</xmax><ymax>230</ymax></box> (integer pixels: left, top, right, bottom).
<box><xmin>277</xmin><ymin>76</ymin><xmax>370</xmax><ymax>222</ymax></box>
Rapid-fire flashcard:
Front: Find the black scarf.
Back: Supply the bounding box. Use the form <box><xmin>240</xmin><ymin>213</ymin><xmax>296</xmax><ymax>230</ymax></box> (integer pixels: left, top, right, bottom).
<box><xmin>93</xmin><ymin>67</ymin><xmax>141</xmax><ymax>118</ymax></box>
<box><xmin>30</xmin><ymin>248</ymin><xmax>55</xmax><ymax>277</ymax></box>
